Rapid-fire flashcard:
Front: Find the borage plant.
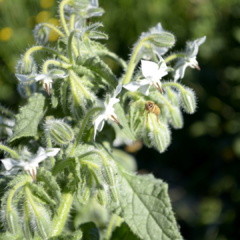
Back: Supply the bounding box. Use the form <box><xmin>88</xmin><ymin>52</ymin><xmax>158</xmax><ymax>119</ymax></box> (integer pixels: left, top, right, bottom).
<box><xmin>0</xmin><ymin>1</ymin><xmax>206</xmax><ymax>239</ymax></box>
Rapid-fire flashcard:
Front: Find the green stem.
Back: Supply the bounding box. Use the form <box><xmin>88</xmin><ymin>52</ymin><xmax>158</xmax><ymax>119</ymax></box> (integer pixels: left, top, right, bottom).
<box><xmin>70</xmin><ymin>14</ymin><xmax>75</xmax><ymax>31</ymax></box>
<box><xmin>123</xmin><ymin>35</ymin><xmax>156</xmax><ymax>85</ymax></box>
<box><xmin>96</xmin><ymin>50</ymin><xmax>127</xmax><ymax>69</ymax></box>
<box><xmin>164</xmin><ymin>53</ymin><xmax>186</xmax><ymax>63</ymax></box>
<box><xmin>7</xmin><ymin>177</ymin><xmax>31</xmax><ymax>211</ymax></box>
<box><xmin>69</xmin><ymin>107</ymin><xmax>103</xmax><ymax>157</ymax></box>
<box><xmin>59</xmin><ymin>0</ymin><xmax>71</xmax><ymax>36</ymax></box>
<box><xmin>155</xmin><ymin>91</ymin><xmax>172</xmax><ymax>110</ymax></box>
<box><xmin>69</xmin><ymin>70</ymin><xmax>90</xmax><ymax>99</ymax></box>
<box><xmin>50</xmin><ymin>192</ymin><xmax>74</xmax><ymax>237</ymax></box>
<box><xmin>24</xmin><ymin>46</ymin><xmax>70</xmax><ymax>63</ymax></box>
<box><xmin>25</xmin><ymin>185</ymin><xmax>39</xmax><ymax>216</ymax></box>
<box><xmin>162</xmin><ymin>82</ymin><xmax>185</xmax><ymax>92</ymax></box>
<box><xmin>42</xmin><ymin>23</ymin><xmax>65</xmax><ymax>38</ymax></box>
<box><xmin>0</xmin><ymin>105</ymin><xmax>15</xmax><ymax>119</ymax></box>
<box><xmin>105</xmin><ymin>214</ymin><xmax>117</xmax><ymax>240</ymax></box>
<box><xmin>42</xmin><ymin>60</ymin><xmax>71</xmax><ymax>73</ymax></box>
<box><xmin>0</xmin><ymin>144</ymin><xmax>20</xmax><ymax>159</ymax></box>
<box><xmin>68</xmin><ymin>30</ymin><xmax>81</xmax><ymax>64</ymax></box>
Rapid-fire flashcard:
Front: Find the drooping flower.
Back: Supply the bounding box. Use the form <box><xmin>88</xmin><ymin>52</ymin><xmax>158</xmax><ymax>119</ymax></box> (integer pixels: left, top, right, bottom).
<box><xmin>93</xmin><ymin>84</ymin><xmax>122</xmax><ymax>140</ymax></box>
<box><xmin>123</xmin><ymin>58</ymin><xmax>168</xmax><ymax>96</ymax></box>
<box><xmin>16</xmin><ymin>69</ymin><xmax>68</xmax><ymax>95</ymax></box>
<box><xmin>174</xmin><ymin>36</ymin><xmax>206</xmax><ymax>81</ymax></box>
<box><xmin>0</xmin><ymin>147</ymin><xmax>60</xmax><ymax>181</ymax></box>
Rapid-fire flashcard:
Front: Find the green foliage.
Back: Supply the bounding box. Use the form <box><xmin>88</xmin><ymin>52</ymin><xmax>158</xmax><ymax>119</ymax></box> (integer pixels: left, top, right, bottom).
<box><xmin>110</xmin><ymin>223</ymin><xmax>139</xmax><ymax>240</ymax></box>
<box><xmin>8</xmin><ymin>93</ymin><xmax>46</xmax><ymax>142</ymax></box>
<box><xmin>80</xmin><ymin>222</ymin><xmax>99</xmax><ymax>240</ymax></box>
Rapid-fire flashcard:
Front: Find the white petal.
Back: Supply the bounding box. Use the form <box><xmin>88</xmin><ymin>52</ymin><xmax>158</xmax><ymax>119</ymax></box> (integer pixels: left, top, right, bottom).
<box><xmin>141</xmin><ymin>60</ymin><xmax>158</xmax><ymax>78</ymax></box>
<box><xmin>174</xmin><ymin>63</ymin><xmax>188</xmax><ymax>81</ymax></box>
<box><xmin>108</xmin><ymin>98</ymin><xmax>119</xmax><ymax>108</ymax></box>
<box><xmin>46</xmin><ymin>148</ymin><xmax>60</xmax><ymax>157</ymax></box>
<box><xmin>1</xmin><ymin>158</ymin><xmax>22</xmax><ymax>171</ymax></box>
<box><xmin>16</xmin><ymin>74</ymin><xmax>35</xmax><ymax>83</ymax></box>
<box><xmin>123</xmin><ymin>82</ymin><xmax>141</xmax><ymax>92</ymax></box>
<box><xmin>93</xmin><ymin>115</ymin><xmax>105</xmax><ymax>140</ymax></box>
<box><xmin>139</xmin><ymin>84</ymin><xmax>150</xmax><ymax>96</ymax></box>
<box><xmin>114</xmin><ymin>84</ymin><xmax>122</xmax><ymax>98</ymax></box>
<box><xmin>35</xmin><ymin>74</ymin><xmax>48</xmax><ymax>82</ymax></box>
<box><xmin>30</xmin><ymin>147</ymin><xmax>48</xmax><ymax>165</ymax></box>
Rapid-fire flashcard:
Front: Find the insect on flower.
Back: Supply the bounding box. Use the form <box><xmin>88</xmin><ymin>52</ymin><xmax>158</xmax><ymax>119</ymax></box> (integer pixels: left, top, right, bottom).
<box><xmin>142</xmin><ymin>101</ymin><xmax>161</xmax><ymax>124</ymax></box>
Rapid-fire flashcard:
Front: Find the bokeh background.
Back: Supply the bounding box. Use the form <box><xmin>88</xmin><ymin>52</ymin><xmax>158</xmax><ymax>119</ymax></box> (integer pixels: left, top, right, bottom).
<box><xmin>0</xmin><ymin>0</ymin><xmax>240</xmax><ymax>239</ymax></box>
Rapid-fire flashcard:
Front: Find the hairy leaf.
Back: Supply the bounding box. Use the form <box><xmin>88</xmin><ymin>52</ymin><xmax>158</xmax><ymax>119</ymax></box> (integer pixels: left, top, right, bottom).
<box><xmin>9</xmin><ymin>93</ymin><xmax>46</xmax><ymax>142</ymax></box>
<box><xmin>111</xmin><ymin>222</ymin><xmax>139</xmax><ymax>240</ymax></box>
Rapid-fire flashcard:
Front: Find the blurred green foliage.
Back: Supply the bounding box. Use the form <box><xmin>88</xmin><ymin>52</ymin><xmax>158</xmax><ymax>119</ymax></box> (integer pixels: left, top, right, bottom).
<box><xmin>1</xmin><ymin>0</ymin><xmax>240</xmax><ymax>239</ymax></box>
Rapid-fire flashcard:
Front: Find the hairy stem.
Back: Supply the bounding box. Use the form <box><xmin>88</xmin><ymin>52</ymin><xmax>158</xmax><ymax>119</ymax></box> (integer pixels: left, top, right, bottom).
<box><xmin>59</xmin><ymin>0</ymin><xmax>71</xmax><ymax>36</ymax></box>
<box><xmin>162</xmin><ymin>82</ymin><xmax>185</xmax><ymax>92</ymax></box>
<box><xmin>41</xmin><ymin>23</ymin><xmax>65</xmax><ymax>38</ymax></box>
<box><xmin>164</xmin><ymin>53</ymin><xmax>186</xmax><ymax>63</ymax></box>
<box><xmin>123</xmin><ymin>35</ymin><xmax>157</xmax><ymax>85</ymax></box>
<box><xmin>0</xmin><ymin>105</ymin><xmax>15</xmax><ymax>119</ymax></box>
<box><xmin>0</xmin><ymin>144</ymin><xmax>20</xmax><ymax>159</ymax></box>
<box><xmin>50</xmin><ymin>192</ymin><xmax>74</xmax><ymax>237</ymax></box>
<box><xmin>68</xmin><ymin>30</ymin><xmax>81</xmax><ymax>64</ymax></box>
<box><xmin>69</xmin><ymin>107</ymin><xmax>103</xmax><ymax>157</ymax></box>
<box><xmin>24</xmin><ymin>46</ymin><xmax>70</xmax><ymax>63</ymax></box>
<box><xmin>42</xmin><ymin>60</ymin><xmax>71</xmax><ymax>73</ymax></box>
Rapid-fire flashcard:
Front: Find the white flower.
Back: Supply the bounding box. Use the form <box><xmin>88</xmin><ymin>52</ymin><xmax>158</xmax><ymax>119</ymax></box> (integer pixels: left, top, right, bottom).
<box><xmin>16</xmin><ymin>69</ymin><xmax>68</xmax><ymax>95</ymax></box>
<box><xmin>123</xmin><ymin>58</ymin><xmax>168</xmax><ymax>96</ymax></box>
<box><xmin>174</xmin><ymin>36</ymin><xmax>206</xmax><ymax>81</ymax></box>
<box><xmin>0</xmin><ymin>147</ymin><xmax>60</xmax><ymax>181</ymax></box>
<box><xmin>93</xmin><ymin>84</ymin><xmax>122</xmax><ymax>140</ymax></box>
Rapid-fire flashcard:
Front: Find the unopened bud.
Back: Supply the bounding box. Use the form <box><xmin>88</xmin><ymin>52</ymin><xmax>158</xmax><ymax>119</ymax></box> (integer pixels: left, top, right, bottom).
<box><xmin>33</xmin><ymin>24</ymin><xmax>49</xmax><ymax>45</ymax></box>
<box><xmin>22</xmin><ymin>219</ymin><xmax>33</xmax><ymax>240</ymax></box>
<box><xmin>169</xmin><ymin>106</ymin><xmax>183</xmax><ymax>129</ymax></box>
<box><xmin>165</xmin><ymin>87</ymin><xmax>179</xmax><ymax>107</ymax></box>
<box><xmin>36</xmin><ymin>216</ymin><xmax>50</xmax><ymax>239</ymax></box>
<box><xmin>6</xmin><ymin>209</ymin><xmax>18</xmax><ymax>234</ymax></box>
<box><xmin>181</xmin><ymin>87</ymin><xmax>196</xmax><ymax>114</ymax></box>
<box><xmin>149</xmin><ymin>32</ymin><xmax>175</xmax><ymax>48</ymax></box>
<box><xmin>96</xmin><ymin>186</ymin><xmax>108</xmax><ymax>206</ymax></box>
<box><xmin>16</xmin><ymin>56</ymin><xmax>37</xmax><ymax>75</ymax></box>
<box><xmin>45</xmin><ymin>119</ymin><xmax>74</xmax><ymax>145</ymax></box>
<box><xmin>109</xmin><ymin>186</ymin><xmax>120</xmax><ymax>204</ymax></box>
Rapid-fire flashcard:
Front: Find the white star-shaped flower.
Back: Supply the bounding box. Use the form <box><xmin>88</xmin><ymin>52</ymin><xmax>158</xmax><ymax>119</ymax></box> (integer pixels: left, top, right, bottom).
<box><xmin>123</xmin><ymin>58</ymin><xmax>168</xmax><ymax>96</ymax></box>
<box><xmin>93</xmin><ymin>84</ymin><xmax>122</xmax><ymax>140</ymax></box>
<box><xmin>174</xmin><ymin>36</ymin><xmax>206</xmax><ymax>81</ymax></box>
<box><xmin>16</xmin><ymin>69</ymin><xmax>68</xmax><ymax>95</ymax></box>
<box><xmin>0</xmin><ymin>147</ymin><xmax>60</xmax><ymax>181</ymax></box>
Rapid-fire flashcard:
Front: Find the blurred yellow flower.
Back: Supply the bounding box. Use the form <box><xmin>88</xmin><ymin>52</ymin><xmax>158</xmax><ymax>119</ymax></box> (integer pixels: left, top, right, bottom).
<box><xmin>0</xmin><ymin>27</ymin><xmax>13</xmax><ymax>42</ymax></box>
<box><xmin>36</xmin><ymin>11</ymin><xmax>51</xmax><ymax>23</ymax></box>
<box><xmin>48</xmin><ymin>18</ymin><xmax>60</xmax><ymax>42</ymax></box>
<box><xmin>40</xmin><ymin>0</ymin><xmax>54</xmax><ymax>9</ymax></box>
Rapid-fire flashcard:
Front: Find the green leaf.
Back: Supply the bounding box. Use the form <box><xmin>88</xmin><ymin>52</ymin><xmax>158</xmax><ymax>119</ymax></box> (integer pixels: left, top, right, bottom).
<box><xmin>113</xmin><ymin>103</ymin><xmax>135</xmax><ymax>141</ymax></box>
<box><xmin>80</xmin><ymin>222</ymin><xmax>99</xmax><ymax>240</ymax></box>
<box><xmin>83</xmin><ymin>56</ymin><xmax>117</xmax><ymax>88</ymax></box>
<box><xmin>111</xmin><ymin>223</ymin><xmax>139</xmax><ymax>240</ymax></box>
<box><xmin>60</xmin><ymin>78</ymin><xmax>69</xmax><ymax>114</ymax></box>
<box><xmin>9</xmin><ymin>93</ymin><xmax>46</xmax><ymax>142</ymax></box>
<box><xmin>108</xmin><ymin>167</ymin><xmax>183</xmax><ymax>240</ymax></box>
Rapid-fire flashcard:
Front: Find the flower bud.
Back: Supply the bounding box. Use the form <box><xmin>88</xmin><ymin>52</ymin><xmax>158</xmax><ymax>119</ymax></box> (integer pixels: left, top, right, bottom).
<box><xmin>169</xmin><ymin>106</ymin><xmax>183</xmax><ymax>129</ymax></box>
<box><xmin>109</xmin><ymin>186</ymin><xmax>120</xmax><ymax>204</ymax></box>
<box><xmin>16</xmin><ymin>56</ymin><xmax>37</xmax><ymax>75</ymax></box>
<box><xmin>45</xmin><ymin>119</ymin><xmax>75</xmax><ymax>145</ymax></box>
<box><xmin>181</xmin><ymin>87</ymin><xmax>196</xmax><ymax>114</ymax></box>
<box><xmin>22</xmin><ymin>219</ymin><xmax>34</xmax><ymax>240</ymax></box>
<box><xmin>17</xmin><ymin>82</ymin><xmax>36</xmax><ymax>99</ymax></box>
<box><xmin>6</xmin><ymin>209</ymin><xmax>18</xmax><ymax>234</ymax></box>
<box><xmin>149</xmin><ymin>32</ymin><xmax>175</xmax><ymax>48</ymax></box>
<box><xmin>165</xmin><ymin>87</ymin><xmax>179</xmax><ymax>107</ymax></box>
<box><xmin>36</xmin><ymin>216</ymin><xmax>50</xmax><ymax>239</ymax></box>
<box><xmin>96</xmin><ymin>186</ymin><xmax>108</xmax><ymax>206</ymax></box>
<box><xmin>33</xmin><ymin>24</ymin><xmax>49</xmax><ymax>45</ymax></box>
<box><xmin>102</xmin><ymin>165</ymin><xmax>116</xmax><ymax>187</ymax></box>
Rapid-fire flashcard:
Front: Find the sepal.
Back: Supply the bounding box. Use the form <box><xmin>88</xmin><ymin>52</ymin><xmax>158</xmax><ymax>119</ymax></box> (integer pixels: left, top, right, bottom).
<box><xmin>180</xmin><ymin>87</ymin><xmax>196</xmax><ymax>114</ymax></box>
<box><xmin>169</xmin><ymin>106</ymin><xmax>183</xmax><ymax>129</ymax></box>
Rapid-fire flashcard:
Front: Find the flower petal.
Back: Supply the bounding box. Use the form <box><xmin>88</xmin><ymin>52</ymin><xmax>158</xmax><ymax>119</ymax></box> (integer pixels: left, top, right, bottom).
<box><xmin>114</xmin><ymin>84</ymin><xmax>122</xmax><ymax>98</ymax></box>
<box><xmin>35</xmin><ymin>74</ymin><xmax>48</xmax><ymax>82</ymax></box>
<box><xmin>46</xmin><ymin>148</ymin><xmax>60</xmax><ymax>157</ymax></box>
<box><xmin>16</xmin><ymin>74</ymin><xmax>35</xmax><ymax>83</ymax></box>
<box><xmin>1</xmin><ymin>158</ymin><xmax>21</xmax><ymax>171</ymax></box>
<box><xmin>174</xmin><ymin>63</ymin><xmax>188</xmax><ymax>81</ymax></box>
<box><xmin>139</xmin><ymin>84</ymin><xmax>150</xmax><ymax>96</ymax></box>
<box><xmin>123</xmin><ymin>82</ymin><xmax>141</xmax><ymax>92</ymax></box>
<box><xmin>93</xmin><ymin>115</ymin><xmax>105</xmax><ymax>140</ymax></box>
<box><xmin>108</xmin><ymin>98</ymin><xmax>120</xmax><ymax>108</ymax></box>
<box><xmin>30</xmin><ymin>147</ymin><xmax>48</xmax><ymax>165</ymax></box>
<box><xmin>141</xmin><ymin>60</ymin><xmax>158</xmax><ymax>78</ymax></box>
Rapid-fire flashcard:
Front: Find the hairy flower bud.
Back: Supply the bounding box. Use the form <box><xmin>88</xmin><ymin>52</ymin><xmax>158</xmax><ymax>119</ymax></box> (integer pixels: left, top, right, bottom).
<box><xmin>169</xmin><ymin>106</ymin><xmax>183</xmax><ymax>129</ymax></box>
<box><xmin>45</xmin><ymin>119</ymin><xmax>75</xmax><ymax>145</ymax></box>
<box><xmin>96</xmin><ymin>186</ymin><xmax>108</xmax><ymax>206</ymax></box>
<box><xmin>6</xmin><ymin>209</ymin><xmax>18</xmax><ymax>234</ymax></box>
<box><xmin>16</xmin><ymin>56</ymin><xmax>37</xmax><ymax>75</ymax></box>
<box><xmin>181</xmin><ymin>87</ymin><xmax>196</xmax><ymax>114</ymax></box>
<box><xmin>33</xmin><ymin>24</ymin><xmax>49</xmax><ymax>45</ymax></box>
<box><xmin>36</xmin><ymin>215</ymin><xmax>50</xmax><ymax>239</ymax></box>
